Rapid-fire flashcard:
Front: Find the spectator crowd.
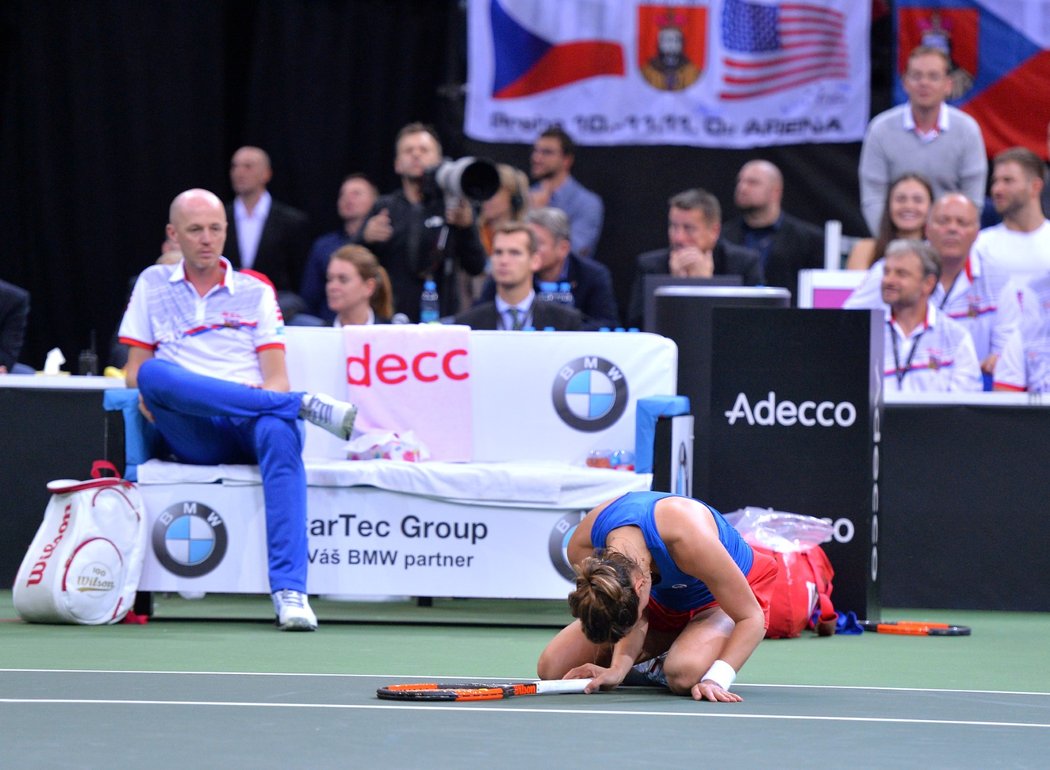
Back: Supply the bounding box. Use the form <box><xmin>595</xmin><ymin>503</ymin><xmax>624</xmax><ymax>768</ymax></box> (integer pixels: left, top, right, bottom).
<box><xmin>4</xmin><ymin>45</ymin><xmax>1050</xmax><ymax>397</ymax></box>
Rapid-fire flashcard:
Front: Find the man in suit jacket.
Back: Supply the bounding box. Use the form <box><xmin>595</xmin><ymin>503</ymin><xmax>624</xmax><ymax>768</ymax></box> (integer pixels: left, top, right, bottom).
<box><xmin>721</xmin><ymin>160</ymin><xmax>824</xmax><ymax>305</ymax></box>
<box><xmin>455</xmin><ymin>222</ymin><xmax>582</xmax><ymax>331</ymax></box>
<box><xmin>627</xmin><ymin>188</ymin><xmax>763</xmax><ymax>328</ymax></box>
<box><xmin>0</xmin><ymin>279</ymin><xmax>30</xmax><ymax>373</ymax></box>
<box><xmin>475</xmin><ymin>207</ymin><xmax>619</xmax><ymax>329</ymax></box>
<box><xmin>224</xmin><ymin>146</ymin><xmax>310</xmax><ymax>296</ymax></box>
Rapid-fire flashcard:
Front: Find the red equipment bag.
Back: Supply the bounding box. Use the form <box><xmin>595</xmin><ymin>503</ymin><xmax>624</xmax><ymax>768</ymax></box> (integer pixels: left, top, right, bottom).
<box><xmin>751</xmin><ymin>543</ymin><xmax>838</xmax><ymax>639</ymax></box>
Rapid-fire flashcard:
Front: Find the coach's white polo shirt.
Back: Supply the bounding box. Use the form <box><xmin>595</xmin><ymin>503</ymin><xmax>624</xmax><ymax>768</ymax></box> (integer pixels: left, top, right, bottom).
<box><xmin>118</xmin><ymin>257</ymin><xmax>284</xmax><ymax>385</ymax></box>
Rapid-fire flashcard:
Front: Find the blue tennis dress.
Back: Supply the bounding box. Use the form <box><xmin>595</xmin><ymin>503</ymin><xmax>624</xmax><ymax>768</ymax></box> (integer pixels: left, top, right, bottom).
<box><xmin>590</xmin><ymin>491</ymin><xmax>752</xmax><ymax>612</ymax></box>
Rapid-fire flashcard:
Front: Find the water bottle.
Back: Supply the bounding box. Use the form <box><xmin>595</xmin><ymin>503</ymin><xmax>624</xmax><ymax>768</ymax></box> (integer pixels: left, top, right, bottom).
<box><xmin>537</xmin><ymin>281</ymin><xmax>557</xmax><ymax>303</ymax></box>
<box><xmin>556</xmin><ymin>281</ymin><xmax>574</xmax><ymax>306</ymax></box>
<box><xmin>420</xmin><ymin>280</ymin><xmax>440</xmax><ymax>324</ymax></box>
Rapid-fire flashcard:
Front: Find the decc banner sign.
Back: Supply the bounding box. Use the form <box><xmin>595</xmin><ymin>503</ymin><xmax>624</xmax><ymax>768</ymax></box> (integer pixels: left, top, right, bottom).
<box><xmin>465</xmin><ymin>0</ymin><xmax>871</xmax><ymax>147</ymax></box>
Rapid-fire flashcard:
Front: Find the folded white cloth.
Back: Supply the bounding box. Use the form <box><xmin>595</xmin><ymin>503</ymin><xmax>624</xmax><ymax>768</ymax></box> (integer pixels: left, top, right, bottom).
<box><xmin>136</xmin><ymin>458</ymin><xmax>652</xmax><ymax>509</ymax></box>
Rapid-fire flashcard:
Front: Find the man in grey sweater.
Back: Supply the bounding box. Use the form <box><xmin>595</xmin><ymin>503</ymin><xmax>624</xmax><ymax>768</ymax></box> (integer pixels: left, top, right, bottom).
<box><xmin>859</xmin><ymin>46</ymin><xmax>987</xmax><ymax>235</ymax></box>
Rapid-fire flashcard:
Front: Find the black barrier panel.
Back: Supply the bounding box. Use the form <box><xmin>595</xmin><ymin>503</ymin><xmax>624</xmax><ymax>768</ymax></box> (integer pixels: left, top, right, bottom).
<box><xmin>0</xmin><ymin>387</ymin><xmax>115</xmax><ymax>587</ymax></box>
<box><xmin>705</xmin><ymin>308</ymin><xmax>883</xmax><ymax>620</ymax></box>
<box><xmin>880</xmin><ymin>402</ymin><xmax>1050</xmax><ymax>612</ymax></box>
<box><xmin>652</xmin><ymin>286</ymin><xmax>792</xmax><ymax>495</ymax></box>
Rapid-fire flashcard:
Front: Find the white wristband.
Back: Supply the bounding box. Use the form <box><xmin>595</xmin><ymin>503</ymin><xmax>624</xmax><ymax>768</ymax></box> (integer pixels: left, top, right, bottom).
<box><xmin>701</xmin><ymin>659</ymin><xmax>736</xmax><ymax>691</ymax></box>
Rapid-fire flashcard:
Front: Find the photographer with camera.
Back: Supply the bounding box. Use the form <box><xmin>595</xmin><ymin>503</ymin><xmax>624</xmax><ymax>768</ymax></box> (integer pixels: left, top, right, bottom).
<box><xmin>361</xmin><ymin>123</ymin><xmax>494</xmax><ymax>322</ymax></box>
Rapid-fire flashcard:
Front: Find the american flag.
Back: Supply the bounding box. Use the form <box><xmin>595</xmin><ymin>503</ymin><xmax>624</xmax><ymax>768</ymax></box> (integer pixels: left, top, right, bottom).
<box><xmin>720</xmin><ymin>0</ymin><xmax>848</xmax><ymax>100</ymax></box>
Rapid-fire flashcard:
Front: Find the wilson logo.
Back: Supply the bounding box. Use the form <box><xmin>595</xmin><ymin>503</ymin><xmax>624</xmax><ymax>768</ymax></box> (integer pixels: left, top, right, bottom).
<box><xmin>724</xmin><ymin>392</ymin><xmax>857</xmax><ymax>428</ymax></box>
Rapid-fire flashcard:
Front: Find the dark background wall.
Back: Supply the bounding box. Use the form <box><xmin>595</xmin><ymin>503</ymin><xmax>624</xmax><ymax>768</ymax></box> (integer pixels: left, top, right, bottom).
<box><xmin>0</xmin><ymin>1</ymin><xmax>893</xmax><ymax>368</ymax></box>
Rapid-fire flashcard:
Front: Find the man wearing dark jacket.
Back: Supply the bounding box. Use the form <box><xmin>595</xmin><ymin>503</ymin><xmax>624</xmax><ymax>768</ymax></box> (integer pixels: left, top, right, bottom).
<box><xmin>721</xmin><ymin>160</ymin><xmax>824</xmax><ymax>305</ymax></box>
<box><xmin>361</xmin><ymin>123</ymin><xmax>486</xmax><ymax>321</ymax></box>
<box><xmin>456</xmin><ymin>222</ymin><xmax>582</xmax><ymax>331</ymax></box>
<box><xmin>223</xmin><ymin>146</ymin><xmax>310</xmax><ymax>295</ymax></box>
<box><xmin>476</xmin><ymin>207</ymin><xmax>619</xmax><ymax>329</ymax></box>
<box><xmin>627</xmin><ymin>188</ymin><xmax>763</xmax><ymax>328</ymax></box>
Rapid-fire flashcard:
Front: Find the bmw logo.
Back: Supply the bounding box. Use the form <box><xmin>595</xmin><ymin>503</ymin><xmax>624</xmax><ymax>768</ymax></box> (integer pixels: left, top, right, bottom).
<box><xmin>152</xmin><ymin>501</ymin><xmax>228</xmax><ymax>577</ymax></box>
<box><xmin>552</xmin><ymin>356</ymin><xmax>629</xmax><ymax>432</ymax></box>
<box><xmin>548</xmin><ymin>511</ymin><xmax>585</xmax><ymax>581</ymax></box>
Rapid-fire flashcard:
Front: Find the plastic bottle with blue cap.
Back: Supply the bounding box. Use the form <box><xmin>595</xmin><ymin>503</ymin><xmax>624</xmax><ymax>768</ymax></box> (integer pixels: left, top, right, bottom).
<box><xmin>420</xmin><ymin>280</ymin><xmax>440</xmax><ymax>324</ymax></box>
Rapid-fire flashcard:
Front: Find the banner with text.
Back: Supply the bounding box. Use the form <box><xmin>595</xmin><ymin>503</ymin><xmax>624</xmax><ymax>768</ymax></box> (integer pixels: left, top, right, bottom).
<box><xmin>138</xmin><ymin>484</ymin><xmax>584</xmax><ymax>598</ymax></box>
<box><xmin>465</xmin><ymin>0</ymin><xmax>870</xmax><ymax>147</ymax></box>
<box><xmin>343</xmin><ymin>325</ymin><xmax>474</xmax><ymax>462</ymax></box>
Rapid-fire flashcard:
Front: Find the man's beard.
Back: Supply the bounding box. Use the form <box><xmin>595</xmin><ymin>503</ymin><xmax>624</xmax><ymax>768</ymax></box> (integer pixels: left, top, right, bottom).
<box><xmin>995</xmin><ymin>197</ymin><xmax>1024</xmax><ymax>219</ymax></box>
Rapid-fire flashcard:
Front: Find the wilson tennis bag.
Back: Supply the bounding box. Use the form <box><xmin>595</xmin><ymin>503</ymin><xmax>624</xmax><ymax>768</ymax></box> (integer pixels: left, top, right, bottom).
<box><xmin>13</xmin><ymin>460</ymin><xmax>147</xmax><ymax>624</ymax></box>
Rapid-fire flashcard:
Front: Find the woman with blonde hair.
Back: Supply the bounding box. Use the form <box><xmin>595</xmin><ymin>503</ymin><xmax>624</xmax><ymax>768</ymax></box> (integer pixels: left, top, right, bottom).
<box><xmin>846</xmin><ymin>173</ymin><xmax>934</xmax><ymax>270</ymax></box>
<box><xmin>479</xmin><ymin>163</ymin><xmax>531</xmax><ymax>253</ymax></box>
<box><xmin>326</xmin><ymin>244</ymin><xmax>393</xmax><ymax>325</ymax></box>
<box><xmin>537</xmin><ymin>491</ymin><xmax>777</xmax><ymax>702</ymax></box>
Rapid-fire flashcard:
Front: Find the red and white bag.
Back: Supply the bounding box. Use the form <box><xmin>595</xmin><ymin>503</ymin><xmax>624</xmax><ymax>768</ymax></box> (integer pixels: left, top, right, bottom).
<box><xmin>13</xmin><ymin>461</ymin><xmax>147</xmax><ymax>625</ymax></box>
<box><xmin>751</xmin><ymin>543</ymin><xmax>837</xmax><ymax>639</ymax></box>
<box><xmin>725</xmin><ymin>507</ymin><xmax>838</xmax><ymax>639</ymax></box>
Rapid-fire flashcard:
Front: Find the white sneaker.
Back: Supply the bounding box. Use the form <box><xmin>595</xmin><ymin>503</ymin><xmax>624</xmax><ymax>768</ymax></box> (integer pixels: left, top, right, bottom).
<box><xmin>272</xmin><ymin>589</ymin><xmax>318</xmax><ymax>631</ymax></box>
<box><xmin>301</xmin><ymin>393</ymin><xmax>356</xmax><ymax>440</ymax></box>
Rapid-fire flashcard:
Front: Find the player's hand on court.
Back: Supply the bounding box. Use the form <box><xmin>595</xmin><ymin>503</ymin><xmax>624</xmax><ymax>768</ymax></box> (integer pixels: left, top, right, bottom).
<box><xmin>363</xmin><ymin>208</ymin><xmax>393</xmax><ymax>243</ymax></box>
<box><xmin>564</xmin><ymin>663</ymin><xmax>620</xmax><ymax>693</ymax></box>
<box><xmin>692</xmin><ymin>680</ymin><xmax>743</xmax><ymax>703</ymax></box>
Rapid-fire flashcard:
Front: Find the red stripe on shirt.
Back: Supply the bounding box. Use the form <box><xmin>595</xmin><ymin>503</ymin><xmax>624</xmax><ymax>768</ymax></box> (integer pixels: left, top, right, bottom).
<box><xmin>119</xmin><ymin>337</ymin><xmax>157</xmax><ymax>351</ymax></box>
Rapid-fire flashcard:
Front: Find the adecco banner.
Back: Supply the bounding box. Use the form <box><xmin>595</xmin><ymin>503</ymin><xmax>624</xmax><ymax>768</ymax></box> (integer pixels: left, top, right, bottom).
<box><xmin>705</xmin><ymin>308</ymin><xmax>883</xmax><ymax>618</ymax></box>
<box><xmin>137</xmin><ymin>483</ymin><xmax>584</xmax><ymax>598</ymax></box>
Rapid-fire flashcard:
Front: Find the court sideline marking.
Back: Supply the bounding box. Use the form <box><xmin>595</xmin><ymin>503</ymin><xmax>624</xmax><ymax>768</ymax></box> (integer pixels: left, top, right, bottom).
<box><xmin>2</xmin><ymin>669</ymin><xmax>1049</xmax><ymax>698</ymax></box>
<box><xmin>2</xmin><ymin>697</ymin><xmax>1049</xmax><ymax>730</ymax></box>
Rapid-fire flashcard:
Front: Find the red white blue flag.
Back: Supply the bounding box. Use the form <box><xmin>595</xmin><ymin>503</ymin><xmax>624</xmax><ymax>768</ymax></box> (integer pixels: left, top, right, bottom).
<box><xmin>466</xmin><ymin>0</ymin><xmax>870</xmax><ymax>148</ymax></box>
<box><xmin>895</xmin><ymin>0</ymin><xmax>1050</xmax><ymax>156</ymax></box>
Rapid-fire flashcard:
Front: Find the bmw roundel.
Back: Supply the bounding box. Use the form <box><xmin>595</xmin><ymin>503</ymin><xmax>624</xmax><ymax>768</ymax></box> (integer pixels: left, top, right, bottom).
<box><xmin>548</xmin><ymin>511</ymin><xmax>585</xmax><ymax>581</ymax></box>
<box><xmin>152</xmin><ymin>501</ymin><xmax>228</xmax><ymax>577</ymax></box>
<box><xmin>552</xmin><ymin>356</ymin><xmax>629</xmax><ymax>432</ymax></box>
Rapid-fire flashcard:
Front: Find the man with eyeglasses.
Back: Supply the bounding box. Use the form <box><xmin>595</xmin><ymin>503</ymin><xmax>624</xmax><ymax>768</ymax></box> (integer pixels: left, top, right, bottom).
<box><xmin>529</xmin><ymin>126</ymin><xmax>604</xmax><ymax>260</ymax></box>
<box><xmin>858</xmin><ymin>45</ymin><xmax>987</xmax><ymax>236</ymax></box>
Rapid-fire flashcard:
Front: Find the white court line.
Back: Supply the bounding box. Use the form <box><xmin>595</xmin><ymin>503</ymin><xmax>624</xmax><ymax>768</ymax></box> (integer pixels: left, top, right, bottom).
<box><xmin>1</xmin><ymin>697</ymin><xmax>1048</xmax><ymax>729</ymax></box>
<box><xmin>2</xmin><ymin>669</ymin><xmax>1049</xmax><ymax>698</ymax></box>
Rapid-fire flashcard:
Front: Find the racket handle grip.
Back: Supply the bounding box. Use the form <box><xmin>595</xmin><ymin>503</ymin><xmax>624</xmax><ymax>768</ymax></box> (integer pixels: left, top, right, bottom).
<box><xmin>535</xmin><ymin>679</ymin><xmax>592</xmax><ymax>695</ymax></box>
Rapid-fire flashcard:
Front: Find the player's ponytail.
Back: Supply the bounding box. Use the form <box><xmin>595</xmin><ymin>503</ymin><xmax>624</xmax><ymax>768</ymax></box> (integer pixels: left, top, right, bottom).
<box><xmin>568</xmin><ymin>551</ymin><xmax>640</xmax><ymax>644</ymax></box>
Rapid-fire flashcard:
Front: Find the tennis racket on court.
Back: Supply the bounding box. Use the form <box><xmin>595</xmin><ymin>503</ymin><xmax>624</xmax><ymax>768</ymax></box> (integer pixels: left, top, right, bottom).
<box><xmin>859</xmin><ymin>620</ymin><xmax>971</xmax><ymax>636</ymax></box>
<box><xmin>377</xmin><ymin>678</ymin><xmax>593</xmax><ymax>702</ymax></box>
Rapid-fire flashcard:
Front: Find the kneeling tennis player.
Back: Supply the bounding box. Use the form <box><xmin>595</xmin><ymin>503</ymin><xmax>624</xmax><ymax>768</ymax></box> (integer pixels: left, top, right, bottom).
<box><xmin>537</xmin><ymin>491</ymin><xmax>777</xmax><ymax>702</ymax></box>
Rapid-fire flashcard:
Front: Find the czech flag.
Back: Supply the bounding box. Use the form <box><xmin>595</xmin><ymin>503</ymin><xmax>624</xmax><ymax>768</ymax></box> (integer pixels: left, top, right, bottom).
<box><xmin>490</xmin><ymin>0</ymin><xmax>626</xmax><ymax>99</ymax></box>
